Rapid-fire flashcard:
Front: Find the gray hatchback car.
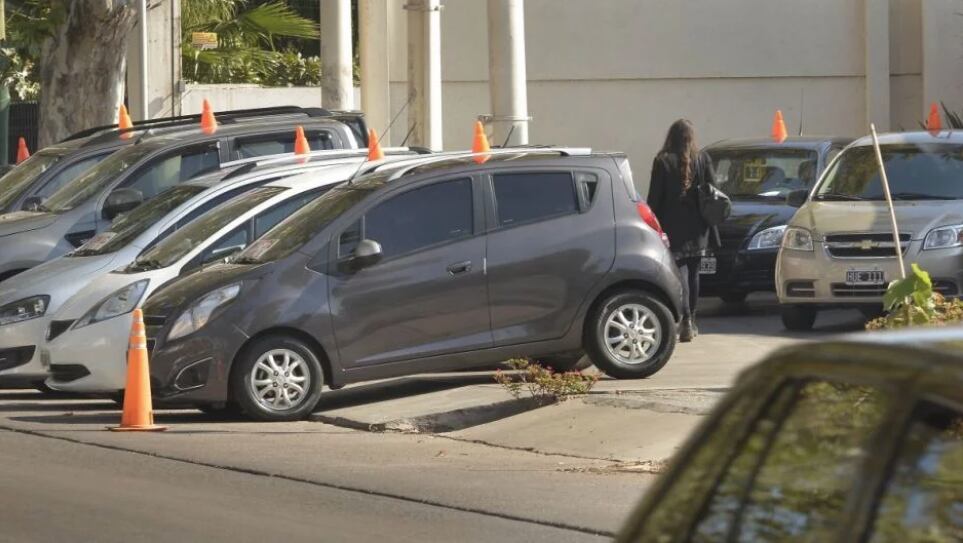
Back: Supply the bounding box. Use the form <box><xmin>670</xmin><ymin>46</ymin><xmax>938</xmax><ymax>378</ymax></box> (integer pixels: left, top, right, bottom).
<box><xmin>140</xmin><ymin>149</ymin><xmax>685</xmax><ymax>421</ymax></box>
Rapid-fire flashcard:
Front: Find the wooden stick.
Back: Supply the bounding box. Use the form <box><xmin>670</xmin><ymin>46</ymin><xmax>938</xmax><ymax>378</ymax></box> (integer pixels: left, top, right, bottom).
<box><xmin>869</xmin><ymin>123</ymin><xmax>906</xmax><ymax>279</ymax></box>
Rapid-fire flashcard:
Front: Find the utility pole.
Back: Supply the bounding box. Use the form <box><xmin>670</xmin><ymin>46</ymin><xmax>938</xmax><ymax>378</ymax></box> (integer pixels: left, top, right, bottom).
<box><xmin>321</xmin><ymin>0</ymin><xmax>354</xmax><ymax>110</ymax></box>
<box><xmin>486</xmin><ymin>0</ymin><xmax>529</xmax><ymax>145</ymax></box>
<box><xmin>406</xmin><ymin>0</ymin><xmax>442</xmax><ymax>150</ymax></box>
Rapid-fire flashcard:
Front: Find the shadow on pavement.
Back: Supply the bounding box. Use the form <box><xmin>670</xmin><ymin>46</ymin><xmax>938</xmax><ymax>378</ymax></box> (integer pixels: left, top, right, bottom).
<box><xmin>314</xmin><ymin>372</ymin><xmax>496</xmax><ymax>412</ymax></box>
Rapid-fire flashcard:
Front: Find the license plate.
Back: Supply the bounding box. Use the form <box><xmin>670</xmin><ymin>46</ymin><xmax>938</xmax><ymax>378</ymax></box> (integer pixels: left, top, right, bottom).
<box><xmin>699</xmin><ymin>257</ymin><xmax>717</xmax><ymax>275</ymax></box>
<box><xmin>846</xmin><ymin>270</ymin><xmax>885</xmax><ymax>286</ymax></box>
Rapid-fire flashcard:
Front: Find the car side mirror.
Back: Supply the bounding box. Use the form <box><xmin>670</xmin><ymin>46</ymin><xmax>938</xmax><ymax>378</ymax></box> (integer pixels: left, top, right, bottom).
<box><xmin>350</xmin><ymin>239</ymin><xmax>383</xmax><ymax>271</ymax></box>
<box><xmin>786</xmin><ymin>189</ymin><xmax>809</xmax><ymax>208</ymax></box>
<box><xmin>103</xmin><ymin>188</ymin><xmax>144</xmax><ymax>220</ymax></box>
<box><xmin>22</xmin><ymin>195</ymin><xmax>45</xmax><ymax>212</ymax></box>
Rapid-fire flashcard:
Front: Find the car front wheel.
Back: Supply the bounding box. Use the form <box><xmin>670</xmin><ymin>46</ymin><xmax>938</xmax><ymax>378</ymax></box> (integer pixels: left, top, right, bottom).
<box><xmin>781</xmin><ymin>305</ymin><xmax>817</xmax><ymax>331</ymax></box>
<box><xmin>231</xmin><ymin>335</ymin><xmax>324</xmax><ymax>422</ymax></box>
<box><xmin>585</xmin><ymin>291</ymin><xmax>677</xmax><ymax>379</ymax></box>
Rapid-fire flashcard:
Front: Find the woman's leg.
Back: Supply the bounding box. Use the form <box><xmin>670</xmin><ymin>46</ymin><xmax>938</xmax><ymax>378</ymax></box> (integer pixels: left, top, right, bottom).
<box><xmin>686</xmin><ymin>257</ymin><xmax>701</xmax><ymax>317</ymax></box>
<box><xmin>675</xmin><ymin>259</ymin><xmax>692</xmax><ymax>320</ymax></box>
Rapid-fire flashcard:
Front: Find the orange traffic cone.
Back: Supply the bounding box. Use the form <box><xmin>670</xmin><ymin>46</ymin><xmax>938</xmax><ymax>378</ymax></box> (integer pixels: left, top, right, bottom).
<box><xmin>200</xmin><ymin>99</ymin><xmax>218</xmax><ymax>135</ymax></box>
<box><xmin>15</xmin><ymin>137</ymin><xmax>29</xmax><ymax>164</ymax></box>
<box><xmin>110</xmin><ymin>309</ymin><xmax>167</xmax><ymax>432</ymax></box>
<box><xmin>118</xmin><ymin>104</ymin><xmax>134</xmax><ymax>139</ymax></box>
<box><xmin>472</xmin><ymin>121</ymin><xmax>490</xmax><ymax>164</ymax></box>
<box><xmin>367</xmin><ymin>128</ymin><xmax>384</xmax><ymax>161</ymax></box>
<box><xmin>294</xmin><ymin>126</ymin><xmax>311</xmax><ymax>155</ymax></box>
<box><xmin>771</xmin><ymin>110</ymin><xmax>788</xmax><ymax>143</ymax></box>
<box><xmin>927</xmin><ymin>102</ymin><xmax>942</xmax><ymax>134</ymax></box>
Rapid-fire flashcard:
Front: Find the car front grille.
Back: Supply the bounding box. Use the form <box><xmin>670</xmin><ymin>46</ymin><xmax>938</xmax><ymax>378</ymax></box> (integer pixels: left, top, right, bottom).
<box><xmin>47</xmin><ymin>320</ymin><xmax>75</xmax><ymax>341</ymax></box>
<box><xmin>786</xmin><ymin>281</ymin><xmax>816</xmax><ymax>298</ymax></box>
<box><xmin>824</xmin><ymin>233</ymin><xmax>911</xmax><ymax>258</ymax></box>
<box><xmin>831</xmin><ymin>283</ymin><xmax>888</xmax><ymax>297</ymax></box>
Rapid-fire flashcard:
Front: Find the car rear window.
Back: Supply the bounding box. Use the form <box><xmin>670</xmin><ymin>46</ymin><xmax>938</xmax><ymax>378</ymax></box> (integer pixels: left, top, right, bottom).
<box><xmin>235</xmin><ymin>131</ymin><xmax>335</xmax><ymax>159</ymax></box>
<box><xmin>492</xmin><ymin>172</ymin><xmax>578</xmax><ymax>227</ymax></box>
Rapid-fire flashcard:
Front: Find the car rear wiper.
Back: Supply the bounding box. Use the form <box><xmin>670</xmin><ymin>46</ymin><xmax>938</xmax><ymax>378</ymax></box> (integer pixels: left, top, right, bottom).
<box><xmin>889</xmin><ymin>192</ymin><xmax>958</xmax><ymax>200</ymax></box>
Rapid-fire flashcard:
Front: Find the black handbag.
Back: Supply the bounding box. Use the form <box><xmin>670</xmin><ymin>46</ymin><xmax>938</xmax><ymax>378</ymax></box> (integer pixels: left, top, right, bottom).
<box><xmin>696</xmin><ymin>156</ymin><xmax>731</xmax><ymax>227</ymax></box>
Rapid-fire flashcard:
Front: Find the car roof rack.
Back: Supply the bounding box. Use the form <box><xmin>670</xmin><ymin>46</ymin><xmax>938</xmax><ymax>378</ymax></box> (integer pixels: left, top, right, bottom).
<box><xmin>62</xmin><ymin>106</ymin><xmax>335</xmax><ymax>143</ymax></box>
<box><xmin>382</xmin><ymin>147</ymin><xmax>593</xmax><ymax>181</ymax></box>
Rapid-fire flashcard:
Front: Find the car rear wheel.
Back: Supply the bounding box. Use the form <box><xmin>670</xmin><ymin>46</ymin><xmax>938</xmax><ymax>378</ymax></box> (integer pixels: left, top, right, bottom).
<box><xmin>231</xmin><ymin>336</ymin><xmax>324</xmax><ymax>422</ymax></box>
<box><xmin>781</xmin><ymin>305</ymin><xmax>817</xmax><ymax>331</ymax></box>
<box><xmin>720</xmin><ymin>291</ymin><xmax>748</xmax><ymax>305</ymax></box>
<box><xmin>585</xmin><ymin>291</ymin><xmax>676</xmax><ymax>379</ymax></box>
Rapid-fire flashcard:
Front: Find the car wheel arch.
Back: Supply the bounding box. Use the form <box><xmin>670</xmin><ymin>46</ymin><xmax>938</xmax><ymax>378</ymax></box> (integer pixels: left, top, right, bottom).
<box><xmin>231</xmin><ymin>327</ymin><xmax>335</xmax><ymax>395</ymax></box>
<box><xmin>584</xmin><ymin>280</ymin><xmax>681</xmax><ymax>332</ymax></box>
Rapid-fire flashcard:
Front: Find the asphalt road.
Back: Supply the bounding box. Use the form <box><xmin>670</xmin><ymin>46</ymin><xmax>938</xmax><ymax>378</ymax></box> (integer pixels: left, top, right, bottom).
<box><xmin>0</xmin><ymin>294</ymin><xmax>867</xmax><ymax>542</ymax></box>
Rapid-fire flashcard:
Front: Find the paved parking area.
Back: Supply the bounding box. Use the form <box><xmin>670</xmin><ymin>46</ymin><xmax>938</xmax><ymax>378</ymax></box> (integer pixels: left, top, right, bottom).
<box><xmin>0</xmin><ymin>295</ymin><xmax>867</xmax><ymax>541</ymax></box>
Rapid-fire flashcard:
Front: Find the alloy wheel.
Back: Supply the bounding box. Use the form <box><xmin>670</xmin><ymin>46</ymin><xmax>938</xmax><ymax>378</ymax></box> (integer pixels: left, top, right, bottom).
<box><xmin>603</xmin><ymin>303</ymin><xmax>662</xmax><ymax>365</ymax></box>
<box><xmin>249</xmin><ymin>349</ymin><xmax>311</xmax><ymax>411</ymax></box>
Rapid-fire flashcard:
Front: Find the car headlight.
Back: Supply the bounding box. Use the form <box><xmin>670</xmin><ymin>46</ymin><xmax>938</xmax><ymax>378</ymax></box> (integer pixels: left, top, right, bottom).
<box><xmin>748</xmin><ymin>225</ymin><xmax>787</xmax><ymax>251</ymax></box>
<box><xmin>782</xmin><ymin>227</ymin><xmax>814</xmax><ymax>252</ymax></box>
<box><xmin>73</xmin><ymin>280</ymin><xmax>149</xmax><ymax>329</ymax></box>
<box><xmin>167</xmin><ymin>283</ymin><xmax>242</xmax><ymax>342</ymax></box>
<box><xmin>924</xmin><ymin>224</ymin><xmax>963</xmax><ymax>250</ymax></box>
<box><xmin>0</xmin><ymin>295</ymin><xmax>50</xmax><ymax>327</ymax></box>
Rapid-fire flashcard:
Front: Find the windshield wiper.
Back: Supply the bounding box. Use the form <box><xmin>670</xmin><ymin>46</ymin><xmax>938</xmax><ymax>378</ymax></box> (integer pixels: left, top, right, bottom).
<box><xmin>889</xmin><ymin>192</ymin><xmax>958</xmax><ymax>200</ymax></box>
<box><xmin>230</xmin><ymin>256</ymin><xmax>261</xmax><ymax>265</ymax></box>
<box><xmin>816</xmin><ymin>193</ymin><xmax>866</xmax><ymax>201</ymax></box>
<box><xmin>127</xmin><ymin>258</ymin><xmax>163</xmax><ymax>272</ymax></box>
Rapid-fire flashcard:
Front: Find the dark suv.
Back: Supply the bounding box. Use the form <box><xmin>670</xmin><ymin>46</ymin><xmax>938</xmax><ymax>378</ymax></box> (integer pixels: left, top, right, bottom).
<box><xmin>141</xmin><ymin>149</ymin><xmax>685</xmax><ymax>421</ymax></box>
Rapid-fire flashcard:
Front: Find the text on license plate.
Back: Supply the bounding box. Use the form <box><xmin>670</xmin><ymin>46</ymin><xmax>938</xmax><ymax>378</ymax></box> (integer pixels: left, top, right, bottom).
<box><xmin>699</xmin><ymin>257</ymin><xmax>717</xmax><ymax>275</ymax></box>
<box><xmin>846</xmin><ymin>270</ymin><xmax>885</xmax><ymax>285</ymax></box>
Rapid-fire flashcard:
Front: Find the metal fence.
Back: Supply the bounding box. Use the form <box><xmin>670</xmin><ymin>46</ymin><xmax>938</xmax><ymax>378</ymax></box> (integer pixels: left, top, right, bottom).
<box><xmin>8</xmin><ymin>101</ymin><xmax>39</xmax><ymax>164</ymax></box>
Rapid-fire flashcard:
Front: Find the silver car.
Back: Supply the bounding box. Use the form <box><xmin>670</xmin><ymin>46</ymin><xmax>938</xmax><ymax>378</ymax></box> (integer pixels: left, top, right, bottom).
<box><xmin>776</xmin><ymin>131</ymin><xmax>963</xmax><ymax>330</ymax></box>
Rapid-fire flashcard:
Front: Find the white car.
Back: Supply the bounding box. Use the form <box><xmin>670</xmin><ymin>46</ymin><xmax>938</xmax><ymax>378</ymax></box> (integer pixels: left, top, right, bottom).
<box><xmin>42</xmin><ymin>160</ymin><xmax>399</xmax><ymax>393</ymax></box>
<box><xmin>0</xmin><ymin>150</ymin><xmax>410</xmax><ymax>390</ymax></box>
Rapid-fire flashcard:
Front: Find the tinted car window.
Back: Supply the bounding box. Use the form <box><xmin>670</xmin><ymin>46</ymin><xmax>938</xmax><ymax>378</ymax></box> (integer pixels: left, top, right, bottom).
<box><xmin>177</xmin><ymin>182</ymin><xmax>275</xmax><ymax>228</ymax></box>
<box><xmin>708</xmin><ymin>149</ymin><xmax>818</xmax><ymax>200</ymax></box>
<box><xmin>196</xmin><ymin>225</ymin><xmax>250</xmax><ymax>266</ymax></box>
<box><xmin>235</xmin><ymin>131</ymin><xmax>335</xmax><ymax>159</ymax></box>
<box><xmin>338</xmin><ymin>219</ymin><xmax>362</xmax><ymax>258</ymax></box>
<box><xmin>691</xmin><ymin>380</ymin><xmax>889</xmax><ymax>542</ymax></box>
<box><xmin>816</xmin><ymin>143</ymin><xmax>963</xmax><ymax>200</ymax></box>
<box><xmin>364</xmin><ymin>178</ymin><xmax>473</xmax><ymax>258</ymax></box>
<box><xmin>254</xmin><ymin>189</ymin><xmax>325</xmax><ymax>238</ymax></box>
<box><xmin>493</xmin><ymin>172</ymin><xmax>577</xmax><ymax>227</ymax></box>
<box><xmin>0</xmin><ymin>149</ymin><xmax>65</xmax><ymax>211</ymax></box>
<box><xmin>34</xmin><ymin>154</ymin><xmax>108</xmax><ymax>198</ymax></box>
<box><xmin>121</xmin><ymin>145</ymin><xmax>220</xmax><ymax>200</ymax></box>
<box><xmin>868</xmin><ymin>401</ymin><xmax>963</xmax><ymax>542</ymax></box>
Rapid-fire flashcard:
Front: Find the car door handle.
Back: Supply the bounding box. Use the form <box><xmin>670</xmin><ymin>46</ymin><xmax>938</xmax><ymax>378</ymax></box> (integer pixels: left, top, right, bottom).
<box><xmin>447</xmin><ymin>261</ymin><xmax>472</xmax><ymax>276</ymax></box>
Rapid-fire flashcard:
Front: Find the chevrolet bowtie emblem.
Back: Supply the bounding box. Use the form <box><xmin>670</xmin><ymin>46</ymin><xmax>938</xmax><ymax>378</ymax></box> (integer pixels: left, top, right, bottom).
<box><xmin>860</xmin><ymin>240</ymin><xmax>875</xmax><ymax>250</ymax></box>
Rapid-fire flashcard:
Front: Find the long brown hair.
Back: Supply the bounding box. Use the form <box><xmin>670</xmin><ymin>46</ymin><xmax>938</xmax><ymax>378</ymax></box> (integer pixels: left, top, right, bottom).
<box><xmin>659</xmin><ymin>119</ymin><xmax>698</xmax><ymax>192</ymax></box>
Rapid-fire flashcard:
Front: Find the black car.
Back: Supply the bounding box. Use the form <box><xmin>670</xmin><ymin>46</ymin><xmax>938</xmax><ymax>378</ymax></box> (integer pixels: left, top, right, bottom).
<box><xmin>618</xmin><ymin>326</ymin><xmax>963</xmax><ymax>542</ymax></box>
<box><xmin>700</xmin><ymin>137</ymin><xmax>851</xmax><ymax>303</ymax></box>
<box><xmin>141</xmin><ymin>149</ymin><xmax>685</xmax><ymax>421</ymax></box>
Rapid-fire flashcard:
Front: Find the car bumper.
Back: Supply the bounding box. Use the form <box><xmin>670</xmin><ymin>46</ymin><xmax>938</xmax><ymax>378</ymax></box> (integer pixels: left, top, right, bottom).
<box><xmin>0</xmin><ymin>318</ymin><xmax>49</xmax><ymax>387</ymax></box>
<box><xmin>776</xmin><ymin>241</ymin><xmax>963</xmax><ymax>305</ymax></box>
<box><xmin>700</xmin><ymin>248</ymin><xmax>777</xmax><ymax>295</ymax></box>
<box><xmin>44</xmin><ymin>317</ymin><xmax>129</xmax><ymax>393</ymax></box>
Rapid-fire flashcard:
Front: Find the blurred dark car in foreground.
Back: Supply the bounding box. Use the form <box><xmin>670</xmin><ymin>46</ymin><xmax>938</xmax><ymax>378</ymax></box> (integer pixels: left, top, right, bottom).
<box><xmin>618</xmin><ymin>326</ymin><xmax>963</xmax><ymax>542</ymax></box>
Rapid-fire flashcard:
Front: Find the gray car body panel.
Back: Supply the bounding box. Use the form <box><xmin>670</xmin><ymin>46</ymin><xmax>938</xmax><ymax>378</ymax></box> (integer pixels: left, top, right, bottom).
<box><xmin>140</xmin><ymin>152</ymin><xmax>685</xmax><ymax>404</ymax></box>
<box><xmin>0</xmin><ymin>119</ymin><xmax>358</xmax><ymax>280</ymax></box>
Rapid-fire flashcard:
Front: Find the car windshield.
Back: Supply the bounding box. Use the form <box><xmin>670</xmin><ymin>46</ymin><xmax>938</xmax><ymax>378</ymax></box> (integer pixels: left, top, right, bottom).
<box><xmin>709</xmin><ymin>148</ymin><xmax>819</xmax><ymax>200</ymax></box>
<box><xmin>815</xmin><ymin>143</ymin><xmax>963</xmax><ymax>201</ymax></box>
<box><xmin>43</xmin><ymin>140</ymin><xmax>168</xmax><ymax>213</ymax></box>
<box><xmin>126</xmin><ymin>186</ymin><xmax>284</xmax><ymax>271</ymax></box>
<box><xmin>234</xmin><ymin>176</ymin><xmax>385</xmax><ymax>264</ymax></box>
<box><xmin>0</xmin><ymin>150</ymin><xmax>66</xmax><ymax>211</ymax></box>
<box><xmin>69</xmin><ymin>185</ymin><xmax>207</xmax><ymax>257</ymax></box>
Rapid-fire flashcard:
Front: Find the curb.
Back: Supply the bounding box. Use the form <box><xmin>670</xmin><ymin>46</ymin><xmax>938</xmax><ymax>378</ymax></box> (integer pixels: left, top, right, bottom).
<box><xmin>311</xmin><ymin>396</ymin><xmax>551</xmax><ymax>433</ymax></box>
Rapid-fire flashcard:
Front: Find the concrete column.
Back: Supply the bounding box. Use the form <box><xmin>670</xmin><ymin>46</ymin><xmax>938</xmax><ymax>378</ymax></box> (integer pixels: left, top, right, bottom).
<box><xmin>321</xmin><ymin>0</ymin><xmax>354</xmax><ymax>110</ymax></box>
<box><xmin>360</xmin><ymin>0</ymin><xmax>391</xmax><ymax>139</ymax></box>
<box><xmin>487</xmin><ymin>0</ymin><xmax>529</xmax><ymax>145</ymax></box>
<box><xmin>864</xmin><ymin>0</ymin><xmax>890</xmax><ymax>131</ymax></box>
<box><xmin>126</xmin><ymin>0</ymin><xmax>182</xmax><ymax>119</ymax></box>
<box><xmin>406</xmin><ymin>0</ymin><xmax>442</xmax><ymax>150</ymax></box>
<box><xmin>922</xmin><ymin>0</ymin><xmax>963</xmax><ymax>119</ymax></box>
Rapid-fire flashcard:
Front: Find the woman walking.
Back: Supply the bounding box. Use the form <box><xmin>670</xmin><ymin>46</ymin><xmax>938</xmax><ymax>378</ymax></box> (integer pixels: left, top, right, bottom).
<box><xmin>647</xmin><ymin>119</ymin><xmax>717</xmax><ymax>342</ymax></box>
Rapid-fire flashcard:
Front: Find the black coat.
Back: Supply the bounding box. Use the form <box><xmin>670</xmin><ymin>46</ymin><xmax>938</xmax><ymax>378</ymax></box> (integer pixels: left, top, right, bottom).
<box><xmin>647</xmin><ymin>151</ymin><xmax>717</xmax><ymax>255</ymax></box>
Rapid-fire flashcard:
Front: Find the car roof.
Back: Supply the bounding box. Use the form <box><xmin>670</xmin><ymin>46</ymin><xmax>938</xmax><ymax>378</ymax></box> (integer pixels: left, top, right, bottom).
<box><xmin>705</xmin><ymin>136</ymin><xmax>853</xmax><ymax>151</ymax></box>
<box><xmin>848</xmin><ymin>130</ymin><xmax>963</xmax><ymax>147</ymax></box>
<box><xmin>121</xmin><ymin>117</ymin><xmax>354</xmax><ymax>147</ymax></box>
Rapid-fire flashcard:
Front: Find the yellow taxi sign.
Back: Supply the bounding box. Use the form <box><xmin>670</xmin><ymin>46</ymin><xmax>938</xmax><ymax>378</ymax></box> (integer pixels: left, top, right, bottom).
<box><xmin>191</xmin><ymin>32</ymin><xmax>218</xmax><ymax>50</ymax></box>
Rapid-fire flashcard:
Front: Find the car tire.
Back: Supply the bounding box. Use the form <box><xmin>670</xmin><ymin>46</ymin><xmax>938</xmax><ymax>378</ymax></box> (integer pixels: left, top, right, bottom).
<box><xmin>535</xmin><ymin>352</ymin><xmax>592</xmax><ymax>372</ymax></box>
<box><xmin>859</xmin><ymin>306</ymin><xmax>885</xmax><ymax>320</ymax></box>
<box><xmin>781</xmin><ymin>305</ymin><xmax>817</xmax><ymax>331</ymax></box>
<box><xmin>231</xmin><ymin>335</ymin><xmax>324</xmax><ymax>422</ymax></box>
<box><xmin>720</xmin><ymin>291</ymin><xmax>748</xmax><ymax>305</ymax></box>
<box><xmin>585</xmin><ymin>291</ymin><xmax>677</xmax><ymax>380</ymax></box>
<box><xmin>197</xmin><ymin>402</ymin><xmax>243</xmax><ymax>419</ymax></box>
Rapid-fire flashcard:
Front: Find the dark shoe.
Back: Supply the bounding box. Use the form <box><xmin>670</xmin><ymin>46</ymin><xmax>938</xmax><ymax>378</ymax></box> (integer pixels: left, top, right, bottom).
<box><xmin>679</xmin><ymin>318</ymin><xmax>694</xmax><ymax>343</ymax></box>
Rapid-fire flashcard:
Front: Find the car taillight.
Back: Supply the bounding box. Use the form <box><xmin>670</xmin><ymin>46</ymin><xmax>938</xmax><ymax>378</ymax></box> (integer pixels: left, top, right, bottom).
<box><xmin>637</xmin><ymin>202</ymin><xmax>670</xmax><ymax>248</ymax></box>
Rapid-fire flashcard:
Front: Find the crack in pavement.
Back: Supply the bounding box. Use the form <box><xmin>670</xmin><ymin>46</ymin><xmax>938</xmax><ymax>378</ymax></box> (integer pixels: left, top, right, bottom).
<box><xmin>0</xmin><ymin>425</ymin><xmax>614</xmax><ymax>538</ymax></box>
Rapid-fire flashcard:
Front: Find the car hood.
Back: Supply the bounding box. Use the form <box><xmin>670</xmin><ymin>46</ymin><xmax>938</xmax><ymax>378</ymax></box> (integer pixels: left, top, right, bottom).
<box><xmin>0</xmin><ymin>211</ymin><xmax>57</xmax><ymax>237</ymax></box>
<box><xmin>719</xmin><ymin>200</ymin><xmax>797</xmax><ymax>243</ymax></box>
<box><xmin>791</xmin><ymin>201</ymin><xmax>963</xmax><ymax>240</ymax></box>
<box><xmin>0</xmin><ymin>253</ymin><xmax>120</xmax><ymax>308</ymax></box>
<box><xmin>53</xmin><ymin>269</ymin><xmax>161</xmax><ymax>322</ymax></box>
<box><xmin>144</xmin><ymin>262</ymin><xmax>269</xmax><ymax>317</ymax></box>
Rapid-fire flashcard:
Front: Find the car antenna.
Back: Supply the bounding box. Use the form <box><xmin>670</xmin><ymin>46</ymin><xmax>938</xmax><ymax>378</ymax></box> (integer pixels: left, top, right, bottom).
<box><xmin>347</xmin><ymin>95</ymin><xmax>413</xmax><ymax>185</ymax></box>
<box><xmin>798</xmin><ymin>89</ymin><xmax>805</xmax><ymax>136</ymax></box>
<box><xmin>399</xmin><ymin>123</ymin><xmax>417</xmax><ymax>147</ymax></box>
<box><xmin>500</xmin><ymin>124</ymin><xmax>516</xmax><ymax>148</ymax></box>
